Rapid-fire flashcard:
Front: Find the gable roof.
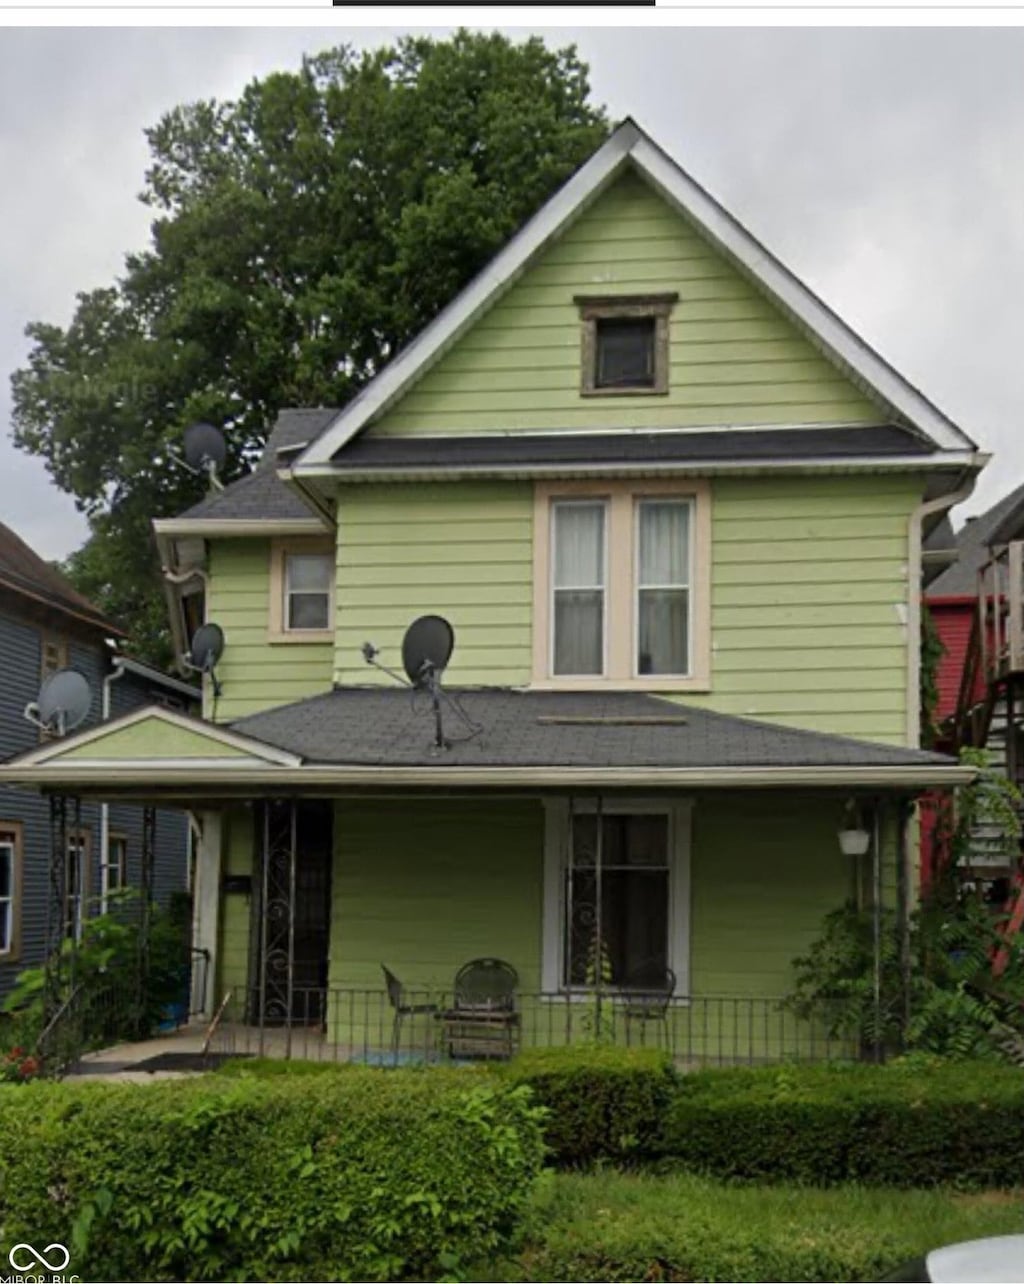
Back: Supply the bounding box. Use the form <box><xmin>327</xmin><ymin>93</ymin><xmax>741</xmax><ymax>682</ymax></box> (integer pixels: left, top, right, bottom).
<box><xmin>175</xmin><ymin>409</ymin><xmax>336</xmax><ymax>525</ymax></box>
<box><xmin>927</xmin><ymin>481</ymin><xmax>1024</xmax><ymax>598</ymax></box>
<box><xmin>0</xmin><ymin>521</ymin><xmax>125</xmax><ymax>636</ymax></box>
<box><xmin>292</xmin><ymin>118</ymin><xmax>978</xmax><ymax>473</ymax></box>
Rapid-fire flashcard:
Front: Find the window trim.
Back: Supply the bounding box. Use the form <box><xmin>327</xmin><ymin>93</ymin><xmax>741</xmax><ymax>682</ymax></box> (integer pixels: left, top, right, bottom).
<box><xmin>65</xmin><ymin>828</ymin><xmax>92</xmax><ymax>942</ymax></box>
<box><xmin>576</xmin><ymin>293</ymin><xmax>677</xmax><ymax>398</ymax></box>
<box><xmin>632</xmin><ymin>496</ymin><xmax>695</xmax><ymax>679</ymax></box>
<box><xmin>0</xmin><ymin>821</ymin><xmax>24</xmax><ymax>963</ymax></box>
<box><xmin>549</xmin><ymin>497</ymin><xmax>609</xmax><ymax>679</ymax></box>
<box><xmin>268</xmin><ymin>538</ymin><xmax>335</xmax><ymax>643</ymax></box>
<box><xmin>532</xmin><ymin>479</ymin><xmax>711</xmax><ymax>692</ymax></box>
<box><xmin>541</xmin><ymin>797</ymin><xmax>692</xmax><ymax>997</ymax></box>
<box><xmin>102</xmin><ymin>831</ymin><xmax>128</xmax><ymax>910</ymax></box>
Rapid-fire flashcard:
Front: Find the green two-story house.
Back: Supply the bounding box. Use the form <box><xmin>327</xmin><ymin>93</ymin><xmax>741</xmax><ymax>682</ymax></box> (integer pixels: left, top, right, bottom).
<box><xmin>3</xmin><ymin>120</ymin><xmax>983</xmax><ymax>1062</ymax></box>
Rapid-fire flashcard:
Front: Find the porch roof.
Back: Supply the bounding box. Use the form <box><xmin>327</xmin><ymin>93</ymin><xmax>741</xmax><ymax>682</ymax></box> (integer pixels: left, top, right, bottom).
<box><xmin>0</xmin><ymin>687</ymin><xmax>971</xmax><ymax>800</ymax></box>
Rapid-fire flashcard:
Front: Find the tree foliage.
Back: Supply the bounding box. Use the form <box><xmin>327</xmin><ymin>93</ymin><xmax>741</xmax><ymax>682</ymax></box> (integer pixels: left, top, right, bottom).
<box><xmin>11</xmin><ymin>32</ymin><xmax>608</xmax><ymax>661</ymax></box>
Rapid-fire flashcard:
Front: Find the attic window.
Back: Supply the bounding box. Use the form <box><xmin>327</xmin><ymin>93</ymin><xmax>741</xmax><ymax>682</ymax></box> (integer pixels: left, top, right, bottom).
<box><xmin>577</xmin><ymin>294</ymin><xmax>677</xmax><ymax>397</ymax></box>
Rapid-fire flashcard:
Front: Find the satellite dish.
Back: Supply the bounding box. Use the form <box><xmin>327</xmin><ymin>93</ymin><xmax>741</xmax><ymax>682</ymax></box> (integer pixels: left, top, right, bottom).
<box><xmin>184</xmin><ymin>622</ymin><xmax>225</xmax><ymax>697</ymax></box>
<box><xmin>24</xmin><ymin>668</ymin><xmax>93</xmax><ymax>737</ymax></box>
<box><xmin>401</xmin><ymin>615</ymin><xmax>455</xmax><ymax>687</ymax></box>
<box><xmin>183</xmin><ymin>422</ymin><xmax>227</xmax><ymax>475</ymax></box>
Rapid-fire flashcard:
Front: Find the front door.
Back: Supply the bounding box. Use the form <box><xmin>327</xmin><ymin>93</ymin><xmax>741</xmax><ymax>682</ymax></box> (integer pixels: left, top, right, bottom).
<box><xmin>251</xmin><ymin>800</ymin><xmax>333</xmax><ymax>1024</ymax></box>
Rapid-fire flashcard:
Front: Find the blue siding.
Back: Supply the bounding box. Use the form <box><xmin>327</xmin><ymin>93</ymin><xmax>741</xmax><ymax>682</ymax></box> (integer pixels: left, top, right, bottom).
<box><xmin>0</xmin><ymin>603</ymin><xmax>193</xmax><ymax>997</ymax></box>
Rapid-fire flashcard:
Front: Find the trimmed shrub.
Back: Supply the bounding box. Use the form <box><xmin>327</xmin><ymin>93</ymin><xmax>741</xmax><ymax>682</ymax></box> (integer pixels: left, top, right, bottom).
<box><xmin>503</xmin><ymin>1045</ymin><xmax>675</xmax><ymax>1165</ymax></box>
<box><xmin>660</xmin><ymin>1058</ymin><xmax>1024</xmax><ymax>1187</ymax></box>
<box><xmin>498</xmin><ymin>1169</ymin><xmax>1024</xmax><ymax>1283</ymax></box>
<box><xmin>0</xmin><ymin>1069</ymin><xmax>545</xmax><ymax>1282</ymax></box>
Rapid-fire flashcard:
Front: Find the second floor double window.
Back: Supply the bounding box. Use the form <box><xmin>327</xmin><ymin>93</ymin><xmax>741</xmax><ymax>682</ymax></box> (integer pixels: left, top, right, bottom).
<box><xmin>550</xmin><ymin>494</ymin><xmax>693</xmax><ymax>679</ymax></box>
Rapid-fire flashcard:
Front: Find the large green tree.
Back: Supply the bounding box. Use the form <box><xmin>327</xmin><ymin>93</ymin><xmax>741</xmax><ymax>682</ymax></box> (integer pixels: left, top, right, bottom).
<box><xmin>12</xmin><ymin>31</ymin><xmax>608</xmax><ymax>663</ymax></box>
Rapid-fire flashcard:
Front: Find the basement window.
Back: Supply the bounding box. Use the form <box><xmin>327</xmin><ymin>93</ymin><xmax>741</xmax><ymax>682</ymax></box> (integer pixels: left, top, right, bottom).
<box><xmin>577</xmin><ymin>293</ymin><xmax>677</xmax><ymax>397</ymax></box>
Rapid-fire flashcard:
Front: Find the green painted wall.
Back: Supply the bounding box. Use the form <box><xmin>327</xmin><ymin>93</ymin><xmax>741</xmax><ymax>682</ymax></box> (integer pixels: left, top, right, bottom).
<box><xmin>369</xmin><ymin>170</ymin><xmax>881</xmax><ymax>436</ymax></box>
<box><xmin>219</xmin><ymin>807</ymin><xmax>253</xmax><ymax>1001</ymax></box>
<box><xmin>332</xmin><ymin>473</ymin><xmax>919</xmax><ymax>744</ymax></box>
<box><xmin>334</xmin><ymin>481</ymin><xmax>534</xmax><ymax>686</ymax></box>
<box><xmin>60</xmin><ymin>719</ymin><xmax>252</xmax><ymax>760</ymax></box>
<box><xmin>206</xmin><ymin>540</ymin><xmax>334</xmax><ymax>721</ymax></box>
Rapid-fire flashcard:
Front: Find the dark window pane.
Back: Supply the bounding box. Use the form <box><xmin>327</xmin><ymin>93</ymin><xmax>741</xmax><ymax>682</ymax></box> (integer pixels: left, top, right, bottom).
<box><xmin>638</xmin><ymin>588</ymin><xmax>689</xmax><ymax>675</ymax></box>
<box><xmin>566</xmin><ymin>868</ymin><xmax>669</xmax><ymax>986</ymax></box>
<box><xmin>553</xmin><ymin>590</ymin><xmax>603</xmax><ymax>674</ymax></box>
<box><xmin>595</xmin><ymin>318</ymin><xmax>655</xmax><ymax>388</ymax></box>
<box><xmin>288</xmin><ymin>592</ymin><xmax>329</xmax><ymax>630</ymax></box>
<box><xmin>0</xmin><ymin>847</ymin><xmax>11</xmax><ymax>899</ymax></box>
<box><xmin>573</xmin><ymin>815</ymin><xmax>668</xmax><ymax>867</ymax></box>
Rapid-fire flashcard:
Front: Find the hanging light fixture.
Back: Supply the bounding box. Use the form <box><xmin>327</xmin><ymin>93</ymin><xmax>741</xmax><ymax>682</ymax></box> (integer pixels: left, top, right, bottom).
<box><xmin>838</xmin><ymin>799</ymin><xmax>871</xmax><ymax>856</ymax></box>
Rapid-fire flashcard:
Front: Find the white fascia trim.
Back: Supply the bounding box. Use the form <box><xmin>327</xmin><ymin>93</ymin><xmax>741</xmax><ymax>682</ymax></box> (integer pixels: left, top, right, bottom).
<box><xmin>629</xmin><ymin>134</ymin><xmax>976</xmax><ymax>454</ymax></box>
<box><xmin>295</xmin><ymin>126</ymin><xmax>641</xmax><ymax>468</ymax></box>
<box><xmin>0</xmin><ymin>762</ymin><xmax>975</xmax><ymax>789</ymax></box>
<box><xmin>9</xmin><ymin>704</ymin><xmax>303</xmax><ymax>768</ymax></box>
<box><xmin>295</xmin><ymin>119</ymin><xmax>974</xmax><ymax>471</ymax></box>
<box><xmin>296</xmin><ymin>451</ymin><xmax>982</xmax><ymax>485</ymax></box>
<box><xmin>152</xmin><ymin>518</ymin><xmax>328</xmax><ymax>538</ymax></box>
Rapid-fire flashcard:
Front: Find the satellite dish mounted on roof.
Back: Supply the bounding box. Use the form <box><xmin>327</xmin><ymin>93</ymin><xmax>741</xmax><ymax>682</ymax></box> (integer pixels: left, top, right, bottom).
<box><xmin>167</xmin><ymin>421</ymin><xmax>227</xmax><ymax>491</ymax></box>
<box><xmin>182</xmin><ymin>622</ymin><xmax>226</xmax><ymax>697</ymax></box>
<box><xmin>24</xmin><ymin>668</ymin><xmax>93</xmax><ymax>737</ymax></box>
<box><xmin>362</xmin><ymin>615</ymin><xmax>457</xmax><ymax>751</ymax></box>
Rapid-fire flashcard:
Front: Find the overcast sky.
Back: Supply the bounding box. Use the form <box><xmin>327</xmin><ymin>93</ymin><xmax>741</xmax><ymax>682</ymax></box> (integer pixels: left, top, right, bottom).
<box><xmin>2</xmin><ymin>25</ymin><xmax>1023</xmax><ymax>561</ymax></box>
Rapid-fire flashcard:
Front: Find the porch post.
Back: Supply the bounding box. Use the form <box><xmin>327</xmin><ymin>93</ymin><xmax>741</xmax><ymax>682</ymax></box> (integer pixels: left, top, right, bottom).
<box><xmin>897</xmin><ymin>799</ymin><xmax>914</xmax><ymax>1049</ymax></box>
<box><xmin>191</xmin><ymin>811</ymin><xmax>223</xmax><ymax>1020</ymax></box>
<box><xmin>871</xmin><ymin>797</ymin><xmax>883</xmax><ymax>1064</ymax></box>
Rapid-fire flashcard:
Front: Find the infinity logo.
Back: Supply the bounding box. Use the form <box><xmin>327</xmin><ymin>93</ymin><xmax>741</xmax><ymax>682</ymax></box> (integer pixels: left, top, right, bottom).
<box><xmin>8</xmin><ymin>1243</ymin><xmax>70</xmax><ymax>1272</ymax></box>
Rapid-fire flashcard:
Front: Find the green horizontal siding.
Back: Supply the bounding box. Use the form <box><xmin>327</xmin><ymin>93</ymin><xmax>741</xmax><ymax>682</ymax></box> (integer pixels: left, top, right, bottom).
<box><xmin>369</xmin><ymin>171</ymin><xmax>881</xmax><ymax>436</ymax></box>
<box><xmin>334</xmin><ymin>482</ymin><xmax>533</xmax><ymax>685</ymax></box>
<box><xmin>207</xmin><ymin>540</ymin><xmax>333</xmax><ymax>720</ymax></box>
<box><xmin>60</xmin><ymin>718</ymin><xmax>249</xmax><ymax>760</ymax></box>
<box><xmin>218</xmin><ymin>808</ymin><xmax>253</xmax><ymax>1000</ymax></box>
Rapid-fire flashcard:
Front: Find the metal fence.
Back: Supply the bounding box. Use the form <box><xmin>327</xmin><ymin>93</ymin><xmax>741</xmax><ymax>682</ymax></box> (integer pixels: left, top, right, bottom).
<box><xmin>206</xmin><ymin>986</ymin><xmax>857</xmax><ymax>1068</ymax></box>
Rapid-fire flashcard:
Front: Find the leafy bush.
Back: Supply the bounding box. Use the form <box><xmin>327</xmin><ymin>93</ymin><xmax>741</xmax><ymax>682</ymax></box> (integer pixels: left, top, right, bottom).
<box><xmin>495</xmin><ymin>1169</ymin><xmax>1024</xmax><ymax>1282</ymax></box>
<box><xmin>0</xmin><ymin>1069</ymin><xmax>546</xmax><ymax>1281</ymax></box>
<box><xmin>502</xmin><ymin>1046</ymin><xmax>675</xmax><ymax>1166</ymax></box>
<box><xmin>659</xmin><ymin>1058</ymin><xmax>1024</xmax><ymax>1187</ymax></box>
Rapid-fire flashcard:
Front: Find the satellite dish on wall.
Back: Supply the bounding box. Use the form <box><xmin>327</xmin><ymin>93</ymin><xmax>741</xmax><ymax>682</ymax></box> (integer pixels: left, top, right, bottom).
<box><xmin>24</xmin><ymin>668</ymin><xmax>93</xmax><ymax>737</ymax></box>
<box><xmin>183</xmin><ymin>422</ymin><xmax>227</xmax><ymax>475</ymax></box>
<box><xmin>401</xmin><ymin>615</ymin><xmax>455</xmax><ymax>688</ymax></box>
<box><xmin>183</xmin><ymin>622</ymin><xmax>226</xmax><ymax>696</ymax></box>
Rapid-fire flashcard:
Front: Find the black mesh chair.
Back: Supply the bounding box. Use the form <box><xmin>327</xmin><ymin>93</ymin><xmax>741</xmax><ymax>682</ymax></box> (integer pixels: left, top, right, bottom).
<box><xmin>621</xmin><ymin>963</ymin><xmax>676</xmax><ymax>1047</ymax></box>
<box><xmin>440</xmin><ymin>958</ymin><xmax>520</xmax><ymax>1060</ymax></box>
<box><xmin>381</xmin><ymin>964</ymin><xmax>438</xmax><ymax>1060</ymax></box>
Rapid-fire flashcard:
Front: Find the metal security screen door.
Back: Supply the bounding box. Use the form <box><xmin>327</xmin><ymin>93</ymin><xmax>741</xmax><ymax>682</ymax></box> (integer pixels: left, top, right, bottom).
<box><xmin>251</xmin><ymin>800</ymin><xmax>333</xmax><ymax>1024</ymax></box>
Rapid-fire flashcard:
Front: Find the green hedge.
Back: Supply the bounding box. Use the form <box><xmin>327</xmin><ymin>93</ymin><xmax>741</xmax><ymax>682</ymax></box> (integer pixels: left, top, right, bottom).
<box><xmin>0</xmin><ymin>1069</ymin><xmax>545</xmax><ymax>1282</ymax></box>
<box><xmin>499</xmin><ymin>1169</ymin><xmax>1024</xmax><ymax>1283</ymax></box>
<box><xmin>660</xmin><ymin>1059</ymin><xmax>1024</xmax><ymax>1187</ymax></box>
<box><xmin>502</xmin><ymin>1045</ymin><xmax>675</xmax><ymax>1166</ymax></box>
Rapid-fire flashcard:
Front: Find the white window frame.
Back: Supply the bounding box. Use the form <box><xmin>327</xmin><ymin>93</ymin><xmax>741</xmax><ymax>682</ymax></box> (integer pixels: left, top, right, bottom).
<box><xmin>268</xmin><ymin>538</ymin><xmax>335</xmax><ymax>643</ymax></box>
<box><xmin>633</xmin><ymin>496</ymin><xmax>695</xmax><ymax>679</ymax></box>
<box><xmin>549</xmin><ymin>498</ymin><xmax>609</xmax><ymax>679</ymax></box>
<box><xmin>102</xmin><ymin>832</ymin><xmax>128</xmax><ymax>910</ymax></box>
<box><xmin>0</xmin><ymin>824</ymin><xmax>21</xmax><ymax>961</ymax></box>
<box><xmin>541</xmin><ymin>797</ymin><xmax>692</xmax><ymax>997</ymax></box>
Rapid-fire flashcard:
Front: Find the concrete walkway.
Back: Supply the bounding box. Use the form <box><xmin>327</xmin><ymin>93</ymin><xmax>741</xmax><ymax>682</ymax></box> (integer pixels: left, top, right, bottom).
<box><xmin>66</xmin><ymin>1024</ymin><xmax>212</xmax><ymax>1082</ymax></box>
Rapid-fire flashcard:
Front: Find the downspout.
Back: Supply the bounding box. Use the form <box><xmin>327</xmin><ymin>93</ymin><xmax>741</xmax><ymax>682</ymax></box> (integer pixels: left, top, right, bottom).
<box><xmin>906</xmin><ymin>473</ymin><xmax>980</xmax><ymax>747</ymax></box>
<box><xmin>100</xmin><ymin>656</ymin><xmax>128</xmax><ymax>912</ymax></box>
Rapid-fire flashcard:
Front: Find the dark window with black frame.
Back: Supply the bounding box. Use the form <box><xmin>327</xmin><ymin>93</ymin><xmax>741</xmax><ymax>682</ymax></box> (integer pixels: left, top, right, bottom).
<box><xmin>564</xmin><ymin>812</ymin><xmax>670</xmax><ymax>989</ymax></box>
<box><xmin>595</xmin><ymin>317</ymin><xmax>656</xmax><ymax>389</ymax></box>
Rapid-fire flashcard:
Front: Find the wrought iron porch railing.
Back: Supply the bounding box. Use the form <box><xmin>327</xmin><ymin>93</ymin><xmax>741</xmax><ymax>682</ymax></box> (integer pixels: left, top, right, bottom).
<box><xmin>205</xmin><ymin>987</ymin><xmax>857</xmax><ymax>1067</ymax></box>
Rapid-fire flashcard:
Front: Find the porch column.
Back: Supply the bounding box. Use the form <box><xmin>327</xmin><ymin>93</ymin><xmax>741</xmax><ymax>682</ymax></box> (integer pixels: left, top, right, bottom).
<box><xmin>191</xmin><ymin>810</ymin><xmax>223</xmax><ymax>1020</ymax></box>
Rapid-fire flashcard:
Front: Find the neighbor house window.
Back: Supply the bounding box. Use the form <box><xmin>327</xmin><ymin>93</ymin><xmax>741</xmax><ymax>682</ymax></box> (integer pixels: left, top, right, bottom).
<box><xmin>533</xmin><ymin>481</ymin><xmax>709</xmax><ymax>690</ymax></box>
<box><xmin>65</xmin><ymin>831</ymin><xmax>91</xmax><ymax>941</ymax></box>
<box><xmin>542</xmin><ymin>800</ymin><xmax>691</xmax><ymax>995</ymax></box>
<box><xmin>40</xmin><ymin>635</ymin><xmax>67</xmax><ymax>679</ymax></box>
<box><xmin>268</xmin><ymin>539</ymin><xmax>334</xmax><ymax>641</ymax></box>
<box><xmin>577</xmin><ymin>294</ymin><xmax>677</xmax><ymax>397</ymax></box>
<box><xmin>0</xmin><ymin>824</ymin><xmax>22</xmax><ymax>960</ymax></box>
<box><xmin>551</xmin><ymin>501</ymin><xmax>607</xmax><ymax>676</ymax></box>
<box><xmin>102</xmin><ymin>833</ymin><xmax>128</xmax><ymax>908</ymax></box>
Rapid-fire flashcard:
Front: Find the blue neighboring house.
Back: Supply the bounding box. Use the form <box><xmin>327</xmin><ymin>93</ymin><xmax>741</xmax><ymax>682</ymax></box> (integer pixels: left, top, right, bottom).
<box><xmin>0</xmin><ymin>520</ymin><xmax>197</xmax><ymax>998</ymax></box>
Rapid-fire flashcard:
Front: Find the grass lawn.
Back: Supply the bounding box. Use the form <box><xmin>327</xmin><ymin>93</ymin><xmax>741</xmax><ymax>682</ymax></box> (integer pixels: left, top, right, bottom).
<box><xmin>492</xmin><ymin>1170</ymin><xmax>1024</xmax><ymax>1283</ymax></box>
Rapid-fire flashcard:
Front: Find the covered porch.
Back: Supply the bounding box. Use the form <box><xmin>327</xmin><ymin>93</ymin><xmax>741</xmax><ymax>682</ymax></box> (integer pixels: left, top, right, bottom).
<box><xmin>0</xmin><ymin>688</ymin><xmax>973</xmax><ymax>1069</ymax></box>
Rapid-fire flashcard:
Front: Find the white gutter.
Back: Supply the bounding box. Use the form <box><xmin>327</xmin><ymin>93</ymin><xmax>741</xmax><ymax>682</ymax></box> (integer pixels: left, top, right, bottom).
<box><xmin>290</xmin><ymin>451</ymin><xmax>985</xmax><ymax>485</ymax></box>
<box><xmin>0</xmin><ymin>762</ymin><xmax>976</xmax><ymax>791</ymax></box>
<box><xmin>99</xmin><ymin>657</ymin><xmax>129</xmax><ymax>911</ymax></box>
<box><xmin>153</xmin><ymin>518</ymin><xmax>328</xmax><ymax>538</ymax></box>
<box><xmin>906</xmin><ymin>473</ymin><xmax>980</xmax><ymax>746</ymax></box>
